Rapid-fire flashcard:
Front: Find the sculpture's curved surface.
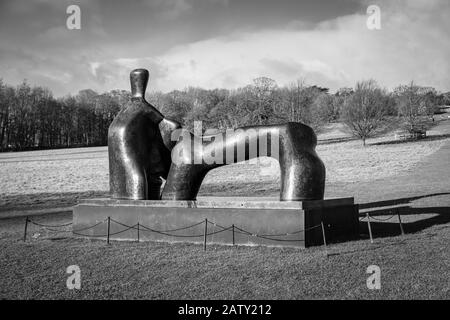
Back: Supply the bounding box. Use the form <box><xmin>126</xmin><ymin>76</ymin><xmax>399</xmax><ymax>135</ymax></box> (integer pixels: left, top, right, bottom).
<box><xmin>108</xmin><ymin>68</ymin><xmax>325</xmax><ymax>201</ymax></box>
<box><xmin>108</xmin><ymin>69</ymin><xmax>180</xmax><ymax>200</ymax></box>
<box><xmin>161</xmin><ymin>123</ymin><xmax>325</xmax><ymax>201</ymax></box>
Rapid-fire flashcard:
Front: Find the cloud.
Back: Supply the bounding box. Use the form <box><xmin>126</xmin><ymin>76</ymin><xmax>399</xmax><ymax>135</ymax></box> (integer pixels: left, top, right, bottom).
<box><xmin>88</xmin><ymin>57</ymin><xmax>170</xmax><ymax>91</ymax></box>
<box><xmin>142</xmin><ymin>0</ymin><xmax>193</xmax><ymax>20</ymax></box>
<box><xmin>136</xmin><ymin>0</ymin><xmax>449</xmax><ymax>92</ymax></box>
<box><xmin>0</xmin><ymin>0</ymin><xmax>448</xmax><ymax>96</ymax></box>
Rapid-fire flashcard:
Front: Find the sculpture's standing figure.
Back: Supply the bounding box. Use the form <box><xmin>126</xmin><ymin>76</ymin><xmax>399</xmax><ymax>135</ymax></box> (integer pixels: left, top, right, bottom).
<box><xmin>108</xmin><ymin>68</ymin><xmax>325</xmax><ymax>201</ymax></box>
<box><xmin>108</xmin><ymin>69</ymin><xmax>180</xmax><ymax>199</ymax></box>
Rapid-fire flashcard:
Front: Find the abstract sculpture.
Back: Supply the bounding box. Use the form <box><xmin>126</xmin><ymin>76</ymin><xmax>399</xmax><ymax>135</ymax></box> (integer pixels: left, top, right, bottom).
<box><xmin>108</xmin><ymin>69</ymin><xmax>326</xmax><ymax>201</ymax></box>
<box><xmin>108</xmin><ymin>69</ymin><xmax>181</xmax><ymax>200</ymax></box>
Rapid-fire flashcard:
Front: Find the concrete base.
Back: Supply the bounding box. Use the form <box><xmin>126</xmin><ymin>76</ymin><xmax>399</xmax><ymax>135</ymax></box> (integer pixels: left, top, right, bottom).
<box><xmin>72</xmin><ymin>197</ymin><xmax>359</xmax><ymax>248</ymax></box>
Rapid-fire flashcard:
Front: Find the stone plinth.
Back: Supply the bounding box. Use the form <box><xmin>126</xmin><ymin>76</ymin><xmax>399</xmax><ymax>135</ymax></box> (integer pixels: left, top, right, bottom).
<box><xmin>72</xmin><ymin>197</ymin><xmax>359</xmax><ymax>248</ymax></box>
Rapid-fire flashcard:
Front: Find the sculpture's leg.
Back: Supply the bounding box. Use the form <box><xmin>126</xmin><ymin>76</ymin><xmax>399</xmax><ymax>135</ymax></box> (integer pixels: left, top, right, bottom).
<box><xmin>109</xmin><ymin>140</ymin><xmax>163</xmax><ymax>200</ymax></box>
<box><xmin>279</xmin><ymin>151</ymin><xmax>325</xmax><ymax>201</ymax></box>
<box><xmin>161</xmin><ymin>164</ymin><xmax>208</xmax><ymax>200</ymax></box>
<box><xmin>278</xmin><ymin>123</ymin><xmax>326</xmax><ymax>201</ymax></box>
<box><xmin>109</xmin><ymin>161</ymin><xmax>163</xmax><ymax>200</ymax></box>
<box><xmin>109</xmin><ymin>156</ymin><xmax>147</xmax><ymax>200</ymax></box>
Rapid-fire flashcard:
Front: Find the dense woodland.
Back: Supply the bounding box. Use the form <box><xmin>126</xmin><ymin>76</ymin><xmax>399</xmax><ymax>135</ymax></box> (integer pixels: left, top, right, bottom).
<box><xmin>0</xmin><ymin>77</ymin><xmax>449</xmax><ymax>151</ymax></box>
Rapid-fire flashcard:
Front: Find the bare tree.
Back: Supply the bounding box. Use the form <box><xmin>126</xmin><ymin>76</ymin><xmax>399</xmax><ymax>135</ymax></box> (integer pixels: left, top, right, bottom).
<box><xmin>248</xmin><ymin>77</ymin><xmax>278</xmax><ymax>125</ymax></box>
<box><xmin>340</xmin><ymin>80</ymin><xmax>388</xmax><ymax>146</ymax></box>
<box><xmin>0</xmin><ymin>76</ymin><xmax>442</xmax><ymax>152</ymax></box>
<box><xmin>394</xmin><ymin>81</ymin><xmax>434</xmax><ymax>133</ymax></box>
<box><xmin>313</xmin><ymin>93</ymin><xmax>336</xmax><ymax>123</ymax></box>
<box><xmin>275</xmin><ymin>79</ymin><xmax>328</xmax><ymax>132</ymax></box>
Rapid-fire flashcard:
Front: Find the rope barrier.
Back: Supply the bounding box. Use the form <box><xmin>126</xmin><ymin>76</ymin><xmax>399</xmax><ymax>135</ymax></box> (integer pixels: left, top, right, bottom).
<box><xmin>232</xmin><ymin>225</ymin><xmax>321</xmax><ymax>242</ymax></box>
<box><xmin>208</xmin><ymin>220</ymin><xmax>321</xmax><ymax>238</ymax></box>
<box><xmin>36</xmin><ymin>227</ymin><xmax>70</xmax><ymax>233</ymax></box>
<box><xmin>357</xmin><ymin>209</ymin><xmax>405</xmax><ymax>243</ymax></box>
<box><xmin>110</xmin><ymin>217</ymin><xmax>205</xmax><ymax>233</ymax></box>
<box><xmin>28</xmin><ymin>220</ymin><xmax>73</xmax><ymax>228</ymax></box>
<box><xmin>26</xmin><ymin>218</ymin><xmax>109</xmax><ymax>238</ymax></box>
<box><xmin>28</xmin><ymin>218</ymin><xmax>108</xmax><ymax>236</ymax></box>
<box><xmin>109</xmin><ymin>224</ymin><xmax>139</xmax><ymax>236</ymax></box>
<box><xmin>139</xmin><ymin>223</ymin><xmax>233</xmax><ymax>238</ymax></box>
<box><xmin>211</xmin><ymin>221</ymin><xmax>285</xmax><ymax>237</ymax></box>
<box><xmin>256</xmin><ymin>224</ymin><xmax>322</xmax><ymax>237</ymax></box>
<box><xmin>24</xmin><ymin>207</ymin><xmax>405</xmax><ymax>246</ymax></box>
<box><xmin>72</xmin><ymin>219</ymin><xmax>108</xmax><ymax>232</ymax></box>
<box><xmin>367</xmin><ymin>214</ymin><xmax>396</xmax><ymax>222</ymax></box>
<box><xmin>73</xmin><ymin>224</ymin><xmax>138</xmax><ymax>237</ymax></box>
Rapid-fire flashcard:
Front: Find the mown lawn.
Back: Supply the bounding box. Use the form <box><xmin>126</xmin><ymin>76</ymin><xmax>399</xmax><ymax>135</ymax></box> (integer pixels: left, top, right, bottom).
<box><xmin>0</xmin><ymin>198</ymin><xmax>449</xmax><ymax>300</ymax></box>
<box><xmin>1</xmin><ymin>119</ymin><xmax>450</xmax><ymax>212</ymax></box>
<box><xmin>0</xmin><ymin>118</ymin><xmax>449</xmax><ymax>299</ymax></box>
<box><xmin>0</xmin><ymin>218</ymin><xmax>448</xmax><ymax>299</ymax></box>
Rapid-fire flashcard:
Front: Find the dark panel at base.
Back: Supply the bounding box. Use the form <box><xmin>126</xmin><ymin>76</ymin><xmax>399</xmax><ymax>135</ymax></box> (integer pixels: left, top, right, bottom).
<box><xmin>72</xmin><ymin>197</ymin><xmax>358</xmax><ymax>248</ymax></box>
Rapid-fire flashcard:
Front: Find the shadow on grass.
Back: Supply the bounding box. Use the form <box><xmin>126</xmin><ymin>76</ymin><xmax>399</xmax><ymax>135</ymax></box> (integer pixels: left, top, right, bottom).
<box><xmin>359</xmin><ymin>192</ymin><xmax>450</xmax><ymax>209</ymax></box>
<box><xmin>326</xmin><ymin>209</ymin><xmax>449</xmax><ymax>257</ymax></box>
<box><xmin>328</xmin><ymin>194</ymin><xmax>450</xmax><ymax>257</ymax></box>
<box><xmin>317</xmin><ymin>136</ymin><xmax>358</xmax><ymax>145</ymax></box>
<box><xmin>359</xmin><ymin>206</ymin><xmax>450</xmax><ymax>239</ymax></box>
<box><xmin>358</xmin><ymin>192</ymin><xmax>450</xmax><ymax>240</ymax></box>
<box><xmin>369</xmin><ymin>133</ymin><xmax>450</xmax><ymax>146</ymax></box>
<box><xmin>0</xmin><ymin>190</ymin><xmax>109</xmax><ymax>212</ymax></box>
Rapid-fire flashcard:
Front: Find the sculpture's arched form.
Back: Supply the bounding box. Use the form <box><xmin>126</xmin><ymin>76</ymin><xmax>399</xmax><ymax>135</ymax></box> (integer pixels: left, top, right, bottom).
<box><xmin>108</xmin><ymin>68</ymin><xmax>325</xmax><ymax>201</ymax></box>
<box><xmin>161</xmin><ymin>123</ymin><xmax>325</xmax><ymax>201</ymax></box>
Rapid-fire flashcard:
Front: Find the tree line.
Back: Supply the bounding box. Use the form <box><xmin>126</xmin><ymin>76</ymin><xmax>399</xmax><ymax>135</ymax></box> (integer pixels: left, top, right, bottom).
<box><xmin>0</xmin><ymin>77</ymin><xmax>449</xmax><ymax>151</ymax></box>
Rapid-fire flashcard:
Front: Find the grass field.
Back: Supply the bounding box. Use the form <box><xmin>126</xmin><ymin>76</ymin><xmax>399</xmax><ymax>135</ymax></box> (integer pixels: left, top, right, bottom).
<box><xmin>1</xmin><ymin>120</ymin><xmax>449</xmax><ymax>211</ymax></box>
<box><xmin>0</xmin><ymin>115</ymin><xmax>449</xmax><ymax>299</ymax></box>
<box><xmin>0</xmin><ymin>208</ymin><xmax>448</xmax><ymax>299</ymax></box>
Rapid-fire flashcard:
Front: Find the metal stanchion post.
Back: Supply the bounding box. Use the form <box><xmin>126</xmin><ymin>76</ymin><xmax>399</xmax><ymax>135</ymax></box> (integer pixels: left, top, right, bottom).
<box><xmin>366</xmin><ymin>213</ymin><xmax>374</xmax><ymax>243</ymax></box>
<box><xmin>321</xmin><ymin>221</ymin><xmax>328</xmax><ymax>256</ymax></box>
<box><xmin>107</xmin><ymin>217</ymin><xmax>111</xmax><ymax>245</ymax></box>
<box><xmin>137</xmin><ymin>222</ymin><xmax>140</xmax><ymax>242</ymax></box>
<box><xmin>203</xmin><ymin>218</ymin><xmax>208</xmax><ymax>251</ymax></box>
<box><xmin>397</xmin><ymin>209</ymin><xmax>405</xmax><ymax>235</ymax></box>
<box><xmin>23</xmin><ymin>217</ymin><xmax>29</xmax><ymax>242</ymax></box>
<box><xmin>232</xmin><ymin>224</ymin><xmax>235</xmax><ymax>246</ymax></box>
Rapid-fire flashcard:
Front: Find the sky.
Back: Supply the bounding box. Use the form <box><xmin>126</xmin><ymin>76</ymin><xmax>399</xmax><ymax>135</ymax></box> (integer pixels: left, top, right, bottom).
<box><xmin>0</xmin><ymin>0</ymin><xmax>449</xmax><ymax>97</ymax></box>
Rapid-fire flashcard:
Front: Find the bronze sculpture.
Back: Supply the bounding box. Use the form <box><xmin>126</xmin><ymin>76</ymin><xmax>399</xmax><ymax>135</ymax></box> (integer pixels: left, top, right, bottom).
<box><xmin>108</xmin><ymin>69</ymin><xmax>180</xmax><ymax>199</ymax></box>
<box><xmin>108</xmin><ymin>69</ymin><xmax>325</xmax><ymax>201</ymax></box>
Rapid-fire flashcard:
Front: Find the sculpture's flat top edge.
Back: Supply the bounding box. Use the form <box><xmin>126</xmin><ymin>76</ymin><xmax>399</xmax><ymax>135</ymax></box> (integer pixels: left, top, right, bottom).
<box><xmin>77</xmin><ymin>196</ymin><xmax>354</xmax><ymax>210</ymax></box>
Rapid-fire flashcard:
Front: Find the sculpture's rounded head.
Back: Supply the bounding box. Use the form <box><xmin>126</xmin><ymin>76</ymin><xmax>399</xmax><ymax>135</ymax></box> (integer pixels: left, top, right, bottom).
<box><xmin>130</xmin><ymin>68</ymin><xmax>149</xmax><ymax>99</ymax></box>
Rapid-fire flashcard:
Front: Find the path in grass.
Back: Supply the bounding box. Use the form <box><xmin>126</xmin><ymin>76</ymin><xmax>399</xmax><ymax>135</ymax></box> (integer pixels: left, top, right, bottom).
<box><xmin>326</xmin><ymin>119</ymin><xmax>450</xmax><ymax>205</ymax></box>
